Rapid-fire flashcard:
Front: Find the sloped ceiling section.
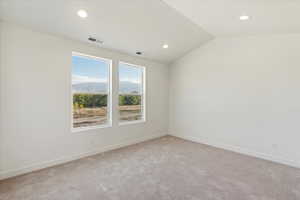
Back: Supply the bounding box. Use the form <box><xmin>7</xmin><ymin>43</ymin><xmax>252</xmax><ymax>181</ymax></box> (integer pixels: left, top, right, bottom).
<box><xmin>0</xmin><ymin>0</ymin><xmax>213</xmax><ymax>64</ymax></box>
<box><xmin>163</xmin><ymin>0</ymin><xmax>300</xmax><ymax>37</ymax></box>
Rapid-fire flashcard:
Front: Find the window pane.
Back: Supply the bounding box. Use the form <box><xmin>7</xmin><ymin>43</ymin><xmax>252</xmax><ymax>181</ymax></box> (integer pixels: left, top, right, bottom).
<box><xmin>72</xmin><ymin>53</ymin><xmax>110</xmax><ymax>129</ymax></box>
<box><xmin>119</xmin><ymin>62</ymin><xmax>145</xmax><ymax>123</ymax></box>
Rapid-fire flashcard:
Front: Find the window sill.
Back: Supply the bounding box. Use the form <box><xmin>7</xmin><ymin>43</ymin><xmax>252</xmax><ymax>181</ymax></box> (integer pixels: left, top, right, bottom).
<box><xmin>118</xmin><ymin>120</ymin><xmax>146</xmax><ymax>126</ymax></box>
<box><xmin>72</xmin><ymin>124</ymin><xmax>112</xmax><ymax>133</ymax></box>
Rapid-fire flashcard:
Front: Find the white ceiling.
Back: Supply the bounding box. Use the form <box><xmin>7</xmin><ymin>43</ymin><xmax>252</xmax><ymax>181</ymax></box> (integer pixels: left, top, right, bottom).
<box><xmin>0</xmin><ymin>0</ymin><xmax>213</xmax><ymax>64</ymax></box>
<box><xmin>2</xmin><ymin>0</ymin><xmax>299</xmax><ymax>63</ymax></box>
<box><xmin>163</xmin><ymin>0</ymin><xmax>300</xmax><ymax>37</ymax></box>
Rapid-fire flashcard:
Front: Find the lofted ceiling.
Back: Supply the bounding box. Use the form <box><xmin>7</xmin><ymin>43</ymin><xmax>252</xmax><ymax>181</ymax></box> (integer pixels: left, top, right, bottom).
<box><xmin>1</xmin><ymin>0</ymin><xmax>299</xmax><ymax>63</ymax></box>
<box><xmin>163</xmin><ymin>0</ymin><xmax>300</xmax><ymax>37</ymax></box>
<box><xmin>0</xmin><ymin>0</ymin><xmax>213</xmax><ymax>64</ymax></box>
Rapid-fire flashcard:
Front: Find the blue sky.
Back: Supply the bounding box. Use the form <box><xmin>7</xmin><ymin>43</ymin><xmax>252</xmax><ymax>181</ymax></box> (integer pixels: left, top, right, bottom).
<box><xmin>119</xmin><ymin>63</ymin><xmax>142</xmax><ymax>84</ymax></box>
<box><xmin>72</xmin><ymin>55</ymin><xmax>108</xmax><ymax>84</ymax></box>
<box><xmin>72</xmin><ymin>55</ymin><xmax>142</xmax><ymax>84</ymax></box>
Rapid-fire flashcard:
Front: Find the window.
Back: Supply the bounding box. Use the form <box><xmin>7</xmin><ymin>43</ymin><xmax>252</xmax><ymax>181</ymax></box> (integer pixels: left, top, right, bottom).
<box><xmin>118</xmin><ymin>62</ymin><xmax>145</xmax><ymax>124</ymax></box>
<box><xmin>72</xmin><ymin>52</ymin><xmax>111</xmax><ymax>130</ymax></box>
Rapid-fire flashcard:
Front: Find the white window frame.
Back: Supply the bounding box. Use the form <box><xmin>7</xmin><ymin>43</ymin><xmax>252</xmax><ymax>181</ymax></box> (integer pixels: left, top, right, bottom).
<box><xmin>71</xmin><ymin>52</ymin><xmax>112</xmax><ymax>132</ymax></box>
<box><xmin>118</xmin><ymin>61</ymin><xmax>146</xmax><ymax>126</ymax></box>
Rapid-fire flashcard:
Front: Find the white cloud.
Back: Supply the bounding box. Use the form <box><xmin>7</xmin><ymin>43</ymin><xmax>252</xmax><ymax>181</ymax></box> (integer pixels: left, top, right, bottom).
<box><xmin>72</xmin><ymin>75</ymin><xmax>106</xmax><ymax>84</ymax></box>
<box><xmin>73</xmin><ymin>75</ymin><xmax>141</xmax><ymax>84</ymax></box>
<box><xmin>120</xmin><ymin>78</ymin><xmax>141</xmax><ymax>84</ymax></box>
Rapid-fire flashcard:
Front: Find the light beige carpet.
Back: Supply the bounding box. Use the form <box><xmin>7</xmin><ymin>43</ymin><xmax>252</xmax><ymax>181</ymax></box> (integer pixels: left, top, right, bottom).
<box><xmin>1</xmin><ymin>136</ymin><xmax>300</xmax><ymax>200</ymax></box>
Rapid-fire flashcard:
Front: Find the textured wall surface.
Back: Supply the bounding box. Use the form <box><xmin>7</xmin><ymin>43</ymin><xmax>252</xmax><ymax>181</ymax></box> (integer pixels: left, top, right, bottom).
<box><xmin>0</xmin><ymin>22</ymin><xmax>169</xmax><ymax>179</ymax></box>
<box><xmin>169</xmin><ymin>34</ymin><xmax>300</xmax><ymax>168</ymax></box>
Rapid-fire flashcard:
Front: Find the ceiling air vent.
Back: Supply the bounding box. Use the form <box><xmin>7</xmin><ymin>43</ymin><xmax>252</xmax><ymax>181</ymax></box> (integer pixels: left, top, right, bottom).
<box><xmin>88</xmin><ymin>36</ymin><xmax>103</xmax><ymax>44</ymax></box>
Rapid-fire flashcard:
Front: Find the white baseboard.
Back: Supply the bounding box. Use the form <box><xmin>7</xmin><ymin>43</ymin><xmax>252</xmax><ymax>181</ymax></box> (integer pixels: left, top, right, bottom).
<box><xmin>170</xmin><ymin>133</ymin><xmax>300</xmax><ymax>169</ymax></box>
<box><xmin>0</xmin><ymin>132</ymin><xmax>167</xmax><ymax>181</ymax></box>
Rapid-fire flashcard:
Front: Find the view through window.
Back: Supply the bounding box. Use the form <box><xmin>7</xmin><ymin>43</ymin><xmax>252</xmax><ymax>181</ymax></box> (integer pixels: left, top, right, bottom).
<box><xmin>119</xmin><ymin>62</ymin><xmax>145</xmax><ymax>123</ymax></box>
<box><xmin>72</xmin><ymin>53</ymin><xmax>111</xmax><ymax>129</ymax></box>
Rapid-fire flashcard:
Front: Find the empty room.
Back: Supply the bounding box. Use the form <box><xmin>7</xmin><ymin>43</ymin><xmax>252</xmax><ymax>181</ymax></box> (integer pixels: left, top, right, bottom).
<box><xmin>1</xmin><ymin>0</ymin><xmax>300</xmax><ymax>199</ymax></box>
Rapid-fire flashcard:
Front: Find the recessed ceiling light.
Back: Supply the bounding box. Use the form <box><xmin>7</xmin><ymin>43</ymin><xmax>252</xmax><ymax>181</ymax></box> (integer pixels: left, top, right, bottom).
<box><xmin>239</xmin><ymin>15</ymin><xmax>249</xmax><ymax>20</ymax></box>
<box><xmin>163</xmin><ymin>44</ymin><xmax>169</xmax><ymax>49</ymax></box>
<box><xmin>77</xmin><ymin>10</ymin><xmax>88</xmax><ymax>18</ymax></box>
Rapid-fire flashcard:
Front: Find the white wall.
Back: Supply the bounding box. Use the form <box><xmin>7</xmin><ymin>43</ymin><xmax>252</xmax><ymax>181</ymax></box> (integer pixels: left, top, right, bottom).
<box><xmin>0</xmin><ymin>22</ymin><xmax>169</xmax><ymax>179</ymax></box>
<box><xmin>169</xmin><ymin>34</ymin><xmax>300</xmax><ymax>168</ymax></box>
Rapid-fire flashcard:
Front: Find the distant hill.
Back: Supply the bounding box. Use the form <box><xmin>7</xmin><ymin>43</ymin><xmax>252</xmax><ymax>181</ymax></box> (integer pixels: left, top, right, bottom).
<box><xmin>72</xmin><ymin>81</ymin><xmax>140</xmax><ymax>94</ymax></box>
<box><xmin>72</xmin><ymin>82</ymin><xmax>107</xmax><ymax>93</ymax></box>
<box><xmin>119</xmin><ymin>81</ymin><xmax>140</xmax><ymax>94</ymax></box>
